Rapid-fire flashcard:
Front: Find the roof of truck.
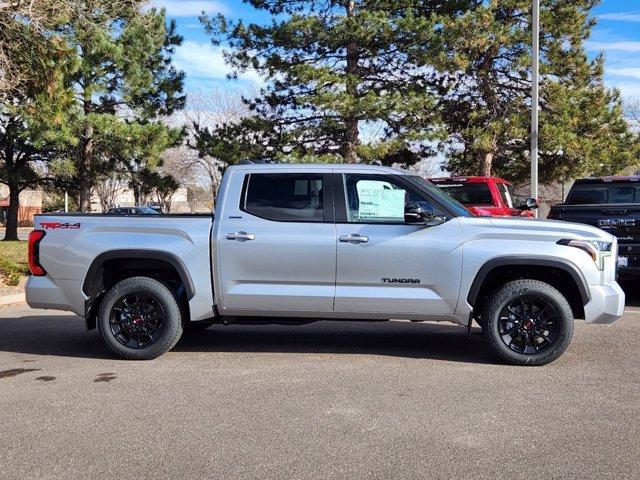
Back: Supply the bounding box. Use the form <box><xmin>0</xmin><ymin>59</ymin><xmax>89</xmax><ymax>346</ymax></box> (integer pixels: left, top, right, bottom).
<box><xmin>429</xmin><ymin>176</ymin><xmax>510</xmax><ymax>184</ymax></box>
<box><xmin>228</xmin><ymin>163</ymin><xmax>410</xmax><ymax>175</ymax></box>
<box><xmin>574</xmin><ymin>176</ymin><xmax>640</xmax><ymax>184</ymax></box>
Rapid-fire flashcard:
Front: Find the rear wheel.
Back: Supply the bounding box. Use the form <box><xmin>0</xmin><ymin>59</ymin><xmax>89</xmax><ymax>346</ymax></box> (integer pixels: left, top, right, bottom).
<box><xmin>482</xmin><ymin>279</ymin><xmax>574</xmax><ymax>366</ymax></box>
<box><xmin>97</xmin><ymin>276</ymin><xmax>183</xmax><ymax>360</ymax></box>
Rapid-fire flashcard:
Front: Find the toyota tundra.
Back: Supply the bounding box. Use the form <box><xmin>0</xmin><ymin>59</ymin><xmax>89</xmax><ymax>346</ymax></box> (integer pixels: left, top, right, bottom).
<box><xmin>26</xmin><ymin>164</ymin><xmax>625</xmax><ymax>365</ymax></box>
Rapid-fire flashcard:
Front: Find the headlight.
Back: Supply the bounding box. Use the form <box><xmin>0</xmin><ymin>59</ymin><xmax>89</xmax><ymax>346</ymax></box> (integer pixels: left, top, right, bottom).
<box><xmin>558</xmin><ymin>239</ymin><xmax>612</xmax><ymax>271</ymax></box>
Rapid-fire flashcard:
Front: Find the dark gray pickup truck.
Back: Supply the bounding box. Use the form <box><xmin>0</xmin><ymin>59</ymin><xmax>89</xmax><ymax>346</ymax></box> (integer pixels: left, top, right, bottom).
<box><xmin>548</xmin><ymin>176</ymin><xmax>640</xmax><ymax>278</ymax></box>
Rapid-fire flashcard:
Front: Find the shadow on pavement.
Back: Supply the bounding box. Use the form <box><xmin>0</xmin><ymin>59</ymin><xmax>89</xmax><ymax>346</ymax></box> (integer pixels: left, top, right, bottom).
<box><xmin>0</xmin><ymin>313</ymin><xmax>496</xmax><ymax>364</ymax></box>
<box><xmin>620</xmin><ymin>280</ymin><xmax>640</xmax><ymax>307</ymax></box>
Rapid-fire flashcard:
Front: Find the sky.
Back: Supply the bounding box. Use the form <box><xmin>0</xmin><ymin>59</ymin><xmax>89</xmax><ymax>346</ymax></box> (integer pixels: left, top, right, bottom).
<box><xmin>154</xmin><ymin>0</ymin><xmax>640</xmax><ymax>100</ymax></box>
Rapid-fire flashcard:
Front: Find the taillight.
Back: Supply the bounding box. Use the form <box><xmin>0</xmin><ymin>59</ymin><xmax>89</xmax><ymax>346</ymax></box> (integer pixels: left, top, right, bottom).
<box><xmin>28</xmin><ymin>230</ymin><xmax>46</xmax><ymax>276</ymax></box>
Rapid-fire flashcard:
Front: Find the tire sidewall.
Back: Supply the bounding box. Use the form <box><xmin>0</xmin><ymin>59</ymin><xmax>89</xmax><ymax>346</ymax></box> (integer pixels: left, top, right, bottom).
<box><xmin>98</xmin><ymin>277</ymin><xmax>183</xmax><ymax>360</ymax></box>
<box><xmin>484</xmin><ymin>281</ymin><xmax>574</xmax><ymax>366</ymax></box>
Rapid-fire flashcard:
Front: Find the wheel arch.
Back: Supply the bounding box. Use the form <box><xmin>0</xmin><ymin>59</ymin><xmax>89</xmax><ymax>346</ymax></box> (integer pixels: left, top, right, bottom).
<box><xmin>467</xmin><ymin>256</ymin><xmax>590</xmax><ymax>319</ymax></box>
<box><xmin>82</xmin><ymin>249</ymin><xmax>195</xmax><ymax>330</ymax></box>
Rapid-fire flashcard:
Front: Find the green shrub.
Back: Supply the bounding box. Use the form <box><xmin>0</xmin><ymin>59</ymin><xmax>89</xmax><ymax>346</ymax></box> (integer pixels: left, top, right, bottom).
<box><xmin>7</xmin><ymin>272</ymin><xmax>20</xmax><ymax>286</ymax></box>
<box><xmin>0</xmin><ymin>241</ymin><xmax>29</xmax><ymax>286</ymax></box>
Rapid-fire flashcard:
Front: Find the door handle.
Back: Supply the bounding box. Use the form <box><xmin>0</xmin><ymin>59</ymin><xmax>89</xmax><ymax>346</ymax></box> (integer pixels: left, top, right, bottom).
<box><xmin>226</xmin><ymin>231</ymin><xmax>255</xmax><ymax>241</ymax></box>
<box><xmin>339</xmin><ymin>234</ymin><xmax>369</xmax><ymax>244</ymax></box>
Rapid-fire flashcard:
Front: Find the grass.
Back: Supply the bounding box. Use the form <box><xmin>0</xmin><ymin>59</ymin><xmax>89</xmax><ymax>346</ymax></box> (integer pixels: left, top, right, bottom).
<box><xmin>0</xmin><ymin>241</ymin><xmax>30</xmax><ymax>286</ymax></box>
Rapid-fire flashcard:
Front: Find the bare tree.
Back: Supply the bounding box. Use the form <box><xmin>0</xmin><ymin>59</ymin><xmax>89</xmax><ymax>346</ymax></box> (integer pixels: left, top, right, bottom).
<box><xmin>94</xmin><ymin>175</ymin><xmax>127</xmax><ymax>212</ymax></box>
<box><xmin>624</xmin><ymin>97</ymin><xmax>640</xmax><ymax>133</ymax></box>
<box><xmin>165</xmin><ymin>88</ymin><xmax>252</xmax><ymax>207</ymax></box>
<box><xmin>408</xmin><ymin>158</ymin><xmax>446</xmax><ymax>178</ymax></box>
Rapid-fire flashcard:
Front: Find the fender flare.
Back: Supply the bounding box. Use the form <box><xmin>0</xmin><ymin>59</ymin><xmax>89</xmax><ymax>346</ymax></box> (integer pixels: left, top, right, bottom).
<box><xmin>82</xmin><ymin>249</ymin><xmax>195</xmax><ymax>299</ymax></box>
<box><xmin>466</xmin><ymin>256</ymin><xmax>591</xmax><ymax>307</ymax></box>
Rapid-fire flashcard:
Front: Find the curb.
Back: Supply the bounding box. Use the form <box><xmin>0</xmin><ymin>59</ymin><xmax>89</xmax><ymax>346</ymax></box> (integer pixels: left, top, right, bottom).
<box><xmin>0</xmin><ymin>293</ymin><xmax>26</xmax><ymax>307</ymax></box>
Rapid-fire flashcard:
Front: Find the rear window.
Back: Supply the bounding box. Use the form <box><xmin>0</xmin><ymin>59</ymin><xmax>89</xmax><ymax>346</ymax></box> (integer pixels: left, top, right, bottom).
<box><xmin>436</xmin><ymin>183</ymin><xmax>493</xmax><ymax>206</ymax></box>
<box><xmin>243</xmin><ymin>173</ymin><xmax>324</xmax><ymax>222</ymax></box>
<box><xmin>566</xmin><ymin>184</ymin><xmax>640</xmax><ymax>204</ymax></box>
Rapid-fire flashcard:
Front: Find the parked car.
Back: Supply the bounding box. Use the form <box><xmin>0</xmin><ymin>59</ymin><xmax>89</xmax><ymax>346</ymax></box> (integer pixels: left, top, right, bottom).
<box><xmin>429</xmin><ymin>176</ymin><xmax>537</xmax><ymax>217</ymax></box>
<box><xmin>26</xmin><ymin>164</ymin><xmax>623</xmax><ymax>365</ymax></box>
<box><xmin>548</xmin><ymin>176</ymin><xmax>640</xmax><ymax>278</ymax></box>
<box><xmin>107</xmin><ymin>206</ymin><xmax>160</xmax><ymax>215</ymax></box>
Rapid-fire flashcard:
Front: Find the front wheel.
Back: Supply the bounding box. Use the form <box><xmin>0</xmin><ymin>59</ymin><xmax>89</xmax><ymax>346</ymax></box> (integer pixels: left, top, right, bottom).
<box><xmin>97</xmin><ymin>276</ymin><xmax>184</xmax><ymax>360</ymax></box>
<box><xmin>482</xmin><ymin>279</ymin><xmax>574</xmax><ymax>366</ymax></box>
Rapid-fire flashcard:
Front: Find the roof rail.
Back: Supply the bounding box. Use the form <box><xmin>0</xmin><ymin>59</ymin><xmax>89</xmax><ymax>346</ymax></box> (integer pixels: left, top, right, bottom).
<box><xmin>237</xmin><ymin>159</ymin><xmax>277</xmax><ymax>165</ymax></box>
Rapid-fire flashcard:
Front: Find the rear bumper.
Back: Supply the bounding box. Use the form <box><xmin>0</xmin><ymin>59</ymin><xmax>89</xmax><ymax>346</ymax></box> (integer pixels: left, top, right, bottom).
<box><xmin>25</xmin><ymin>276</ymin><xmax>85</xmax><ymax>315</ymax></box>
<box><xmin>584</xmin><ymin>282</ymin><xmax>625</xmax><ymax>324</ymax></box>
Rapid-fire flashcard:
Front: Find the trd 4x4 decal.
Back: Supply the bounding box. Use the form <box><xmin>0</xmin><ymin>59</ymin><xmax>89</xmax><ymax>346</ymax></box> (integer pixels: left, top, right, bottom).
<box><xmin>40</xmin><ymin>222</ymin><xmax>81</xmax><ymax>230</ymax></box>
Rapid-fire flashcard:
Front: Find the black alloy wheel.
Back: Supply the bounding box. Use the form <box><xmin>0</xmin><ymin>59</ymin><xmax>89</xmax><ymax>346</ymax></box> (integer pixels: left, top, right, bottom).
<box><xmin>482</xmin><ymin>279</ymin><xmax>574</xmax><ymax>366</ymax></box>
<box><xmin>109</xmin><ymin>292</ymin><xmax>167</xmax><ymax>349</ymax></box>
<box><xmin>98</xmin><ymin>276</ymin><xmax>183</xmax><ymax>360</ymax></box>
<box><xmin>498</xmin><ymin>296</ymin><xmax>559</xmax><ymax>355</ymax></box>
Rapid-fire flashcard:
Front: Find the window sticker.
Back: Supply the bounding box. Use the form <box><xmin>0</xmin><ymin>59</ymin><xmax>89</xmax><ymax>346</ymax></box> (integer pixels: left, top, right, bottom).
<box><xmin>356</xmin><ymin>181</ymin><xmax>405</xmax><ymax>220</ymax></box>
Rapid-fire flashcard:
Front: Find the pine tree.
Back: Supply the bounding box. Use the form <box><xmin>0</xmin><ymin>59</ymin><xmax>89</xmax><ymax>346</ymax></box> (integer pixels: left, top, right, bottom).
<box><xmin>0</xmin><ymin>19</ymin><xmax>76</xmax><ymax>241</ymax></box>
<box><xmin>200</xmin><ymin>0</ymin><xmax>462</xmax><ymax>165</ymax></box>
<box><xmin>427</xmin><ymin>0</ymin><xmax>637</xmax><ymax>182</ymax></box>
<box><xmin>55</xmin><ymin>2</ymin><xmax>185</xmax><ymax>211</ymax></box>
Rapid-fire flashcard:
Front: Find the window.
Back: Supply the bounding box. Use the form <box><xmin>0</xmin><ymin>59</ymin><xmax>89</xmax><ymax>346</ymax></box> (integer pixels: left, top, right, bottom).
<box><xmin>243</xmin><ymin>173</ymin><xmax>324</xmax><ymax>222</ymax></box>
<box><xmin>343</xmin><ymin>174</ymin><xmax>441</xmax><ymax>223</ymax></box>
<box><xmin>497</xmin><ymin>183</ymin><xmax>515</xmax><ymax>209</ymax></box>
<box><xmin>436</xmin><ymin>182</ymin><xmax>493</xmax><ymax>206</ymax></box>
<box><xmin>567</xmin><ymin>186</ymin><xmax>609</xmax><ymax>205</ymax></box>
<box><xmin>610</xmin><ymin>186</ymin><xmax>639</xmax><ymax>204</ymax></box>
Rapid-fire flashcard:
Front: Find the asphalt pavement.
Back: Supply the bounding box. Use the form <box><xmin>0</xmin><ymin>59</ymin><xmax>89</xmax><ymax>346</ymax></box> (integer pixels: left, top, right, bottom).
<box><xmin>1</xmin><ymin>300</ymin><xmax>639</xmax><ymax>480</ymax></box>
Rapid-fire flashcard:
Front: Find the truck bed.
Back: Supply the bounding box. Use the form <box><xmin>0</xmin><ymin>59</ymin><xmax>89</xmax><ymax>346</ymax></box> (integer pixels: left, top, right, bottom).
<box><xmin>27</xmin><ymin>213</ymin><xmax>216</xmax><ymax>321</ymax></box>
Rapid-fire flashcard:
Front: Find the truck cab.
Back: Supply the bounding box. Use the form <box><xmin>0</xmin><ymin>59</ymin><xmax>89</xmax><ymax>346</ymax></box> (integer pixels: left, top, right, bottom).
<box><xmin>429</xmin><ymin>176</ymin><xmax>537</xmax><ymax>217</ymax></box>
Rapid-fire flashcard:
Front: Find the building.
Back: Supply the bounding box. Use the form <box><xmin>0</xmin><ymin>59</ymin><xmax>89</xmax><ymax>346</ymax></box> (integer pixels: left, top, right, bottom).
<box><xmin>0</xmin><ymin>186</ymin><xmax>43</xmax><ymax>227</ymax></box>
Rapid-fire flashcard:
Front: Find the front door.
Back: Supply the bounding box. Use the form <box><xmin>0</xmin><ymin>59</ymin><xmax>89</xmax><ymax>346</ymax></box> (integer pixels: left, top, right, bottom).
<box><xmin>217</xmin><ymin>171</ymin><xmax>336</xmax><ymax>315</ymax></box>
<box><xmin>334</xmin><ymin>173</ymin><xmax>463</xmax><ymax>317</ymax></box>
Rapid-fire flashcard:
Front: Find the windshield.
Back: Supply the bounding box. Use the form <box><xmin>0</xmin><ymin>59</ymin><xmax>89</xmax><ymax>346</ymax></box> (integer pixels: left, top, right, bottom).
<box><xmin>436</xmin><ymin>182</ymin><xmax>493</xmax><ymax>206</ymax></box>
<box><xmin>138</xmin><ymin>207</ymin><xmax>160</xmax><ymax>214</ymax></box>
<box><xmin>407</xmin><ymin>176</ymin><xmax>472</xmax><ymax>217</ymax></box>
<box><xmin>566</xmin><ymin>184</ymin><xmax>640</xmax><ymax>205</ymax></box>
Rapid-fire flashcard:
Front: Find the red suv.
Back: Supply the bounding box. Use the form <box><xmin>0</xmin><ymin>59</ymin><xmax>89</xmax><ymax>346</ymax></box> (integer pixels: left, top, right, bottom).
<box><xmin>429</xmin><ymin>176</ymin><xmax>537</xmax><ymax>217</ymax></box>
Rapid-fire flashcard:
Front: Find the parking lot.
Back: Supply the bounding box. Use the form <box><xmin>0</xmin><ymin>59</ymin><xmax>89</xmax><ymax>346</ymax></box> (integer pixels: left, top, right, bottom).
<box><xmin>1</xmin><ymin>297</ymin><xmax>639</xmax><ymax>480</ymax></box>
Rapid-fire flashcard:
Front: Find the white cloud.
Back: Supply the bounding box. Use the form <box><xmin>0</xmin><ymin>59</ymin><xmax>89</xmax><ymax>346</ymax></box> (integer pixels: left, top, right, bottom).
<box><xmin>150</xmin><ymin>1</ymin><xmax>227</xmax><ymax>17</ymax></box>
<box><xmin>586</xmin><ymin>41</ymin><xmax>640</xmax><ymax>52</ymax></box>
<box><xmin>608</xmin><ymin>81</ymin><xmax>640</xmax><ymax>99</ymax></box>
<box><xmin>598</xmin><ymin>12</ymin><xmax>640</xmax><ymax>23</ymax></box>
<box><xmin>608</xmin><ymin>68</ymin><xmax>640</xmax><ymax>80</ymax></box>
<box><xmin>174</xmin><ymin>40</ymin><xmax>261</xmax><ymax>84</ymax></box>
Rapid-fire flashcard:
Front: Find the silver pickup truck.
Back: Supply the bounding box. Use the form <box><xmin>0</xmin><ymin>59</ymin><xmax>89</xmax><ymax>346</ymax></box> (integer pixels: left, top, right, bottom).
<box><xmin>26</xmin><ymin>164</ymin><xmax>625</xmax><ymax>364</ymax></box>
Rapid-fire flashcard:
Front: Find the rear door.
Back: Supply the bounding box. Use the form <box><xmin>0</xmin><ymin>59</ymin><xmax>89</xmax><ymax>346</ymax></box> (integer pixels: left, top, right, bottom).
<box><xmin>333</xmin><ymin>172</ymin><xmax>463</xmax><ymax>317</ymax></box>
<box><xmin>216</xmin><ymin>170</ymin><xmax>337</xmax><ymax>315</ymax></box>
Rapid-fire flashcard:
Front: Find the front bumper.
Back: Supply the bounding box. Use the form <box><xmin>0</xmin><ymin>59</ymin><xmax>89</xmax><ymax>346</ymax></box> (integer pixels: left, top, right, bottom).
<box><xmin>583</xmin><ymin>282</ymin><xmax>625</xmax><ymax>324</ymax></box>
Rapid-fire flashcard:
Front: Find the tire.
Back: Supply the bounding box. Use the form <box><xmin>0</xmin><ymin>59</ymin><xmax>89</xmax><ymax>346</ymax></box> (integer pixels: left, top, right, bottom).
<box><xmin>482</xmin><ymin>279</ymin><xmax>574</xmax><ymax>366</ymax></box>
<box><xmin>97</xmin><ymin>276</ymin><xmax>184</xmax><ymax>360</ymax></box>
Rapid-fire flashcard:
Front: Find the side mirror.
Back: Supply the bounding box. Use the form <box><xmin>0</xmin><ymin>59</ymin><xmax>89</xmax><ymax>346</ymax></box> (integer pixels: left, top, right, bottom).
<box><xmin>404</xmin><ymin>202</ymin><xmax>446</xmax><ymax>225</ymax></box>
<box><xmin>518</xmin><ymin>197</ymin><xmax>538</xmax><ymax>210</ymax></box>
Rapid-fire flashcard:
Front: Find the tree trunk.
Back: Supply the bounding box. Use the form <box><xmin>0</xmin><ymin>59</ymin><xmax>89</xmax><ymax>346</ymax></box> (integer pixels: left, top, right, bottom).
<box><xmin>480</xmin><ymin>151</ymin><xmax>493</xmax><ymax>177</ymax></box>
<box><xmin>3</xmin><ymin>185</ymin><xmax>20</xmax><ymax>241</ymax></box>
<box><xmin>132</xmin><ymin>184</ymin><xmax>141</xmax><ymax>206</ymax></box>
<box><xmin>344</xmin><ymin>0</ymin><xmax>359</xmax><ymax>163</ymax></box>
<box><xmin>78</xmin><ymin>122</ymin><xmax>94</xmax><ymax>212</ymax></box>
